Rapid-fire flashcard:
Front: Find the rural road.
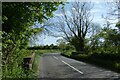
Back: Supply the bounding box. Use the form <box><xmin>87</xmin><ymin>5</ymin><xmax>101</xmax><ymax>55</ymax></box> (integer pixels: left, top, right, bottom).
<box><xmin>38</xmin><ymin>53</ymin><xmax>120</xmax><ymax>79</ymax></box>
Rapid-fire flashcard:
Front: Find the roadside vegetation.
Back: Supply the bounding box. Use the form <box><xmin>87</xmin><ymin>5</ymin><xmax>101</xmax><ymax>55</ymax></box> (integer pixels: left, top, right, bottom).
<box><xmin>61</xmin><ymin>22</ymin><xmax>120</xmax><ymax>73</ymax></box>
<box><xmin>32</xmin><ymin>50</ymin><xmax>43</xmax><ymax>78</ymax></box>
<box><xmin>2</xmin><ymin>2</ymin><xmax>63</xmax><ymax>78</ymax></box>
<box><xmin>61</xmin><ymin>26</ymin><xmax>120</xmax><ymax>73</ymax></box>
<box><xmin>1</xmin><ymin>1</ymin><xmax>120</xmax><ymax>79</ymax></box>
<box><xmin>56</xmin><ymin>1</ymin><xmax>120</xmax><ymax>73</ymax></box>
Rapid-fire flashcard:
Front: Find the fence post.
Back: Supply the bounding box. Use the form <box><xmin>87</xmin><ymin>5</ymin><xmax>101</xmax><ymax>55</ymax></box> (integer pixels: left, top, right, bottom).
<box><xmin>23</xmin><ymin>52</ymin><xmax>35</xmax><ymax>70</ymax></box>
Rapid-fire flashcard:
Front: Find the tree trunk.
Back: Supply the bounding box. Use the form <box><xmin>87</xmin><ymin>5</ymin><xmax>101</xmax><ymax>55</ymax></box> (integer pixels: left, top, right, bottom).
<box><xmin>72</xmin><ymin>38</ymin><xmax>84</xmax><ymax>53</ymax></box>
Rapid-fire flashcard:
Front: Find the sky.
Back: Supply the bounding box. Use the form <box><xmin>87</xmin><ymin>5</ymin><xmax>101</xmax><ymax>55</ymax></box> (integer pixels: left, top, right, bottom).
<box><xmin>30</xmin><ymin>1</ymin><xmax>118</xmax><ymax>46</ymax></box>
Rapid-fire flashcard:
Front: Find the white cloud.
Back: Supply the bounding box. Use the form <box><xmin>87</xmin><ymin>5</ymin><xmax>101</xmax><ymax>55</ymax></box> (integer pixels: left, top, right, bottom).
<box><xmin>54</xmin><ymin>13</ymin><xmax>63</xmax><ymax>17</ymax></box>
<box><xmin>93</xmin><ymin>18</ymin><xmax>104</xmax><ymax>23</ymax></box>
<box><xmin>91</xmin><ymin>9</ymin><xmax>101</xmax><ymax>13</ymax></box>
<box><xmin>108</xmin><ymin>19</ymin><xmax>118</xmax><ymax>24</ymax></box>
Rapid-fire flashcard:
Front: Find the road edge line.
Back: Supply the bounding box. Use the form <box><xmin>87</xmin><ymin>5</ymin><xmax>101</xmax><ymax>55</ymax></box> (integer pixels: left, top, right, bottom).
<box><xmin>62</xmin><ymin>60</ymin><xmax>84</xmax><ymax>74</ymax></box>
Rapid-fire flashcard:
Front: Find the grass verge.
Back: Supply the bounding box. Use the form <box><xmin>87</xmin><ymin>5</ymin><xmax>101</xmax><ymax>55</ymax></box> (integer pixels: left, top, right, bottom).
<box><xmin>31</xmin><ymin>49</ymin><xmax>61</xmax><ymax>78</ymax></box>
<box><xmin>32</xmin><ymin>50</ymin><xmax>43</xmax><ymax>78</ymax></box>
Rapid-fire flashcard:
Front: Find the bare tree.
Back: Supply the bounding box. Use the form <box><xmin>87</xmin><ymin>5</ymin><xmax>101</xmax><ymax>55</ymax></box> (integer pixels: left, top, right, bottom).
<box><xmin>53</xmin><ymin>2</ymin><xmax>93</xmax><ymax>52</ymax></box>
<box><xmin>106</xmin><ymin>0</ymin><xmax>120</xmax><ymax>22</ymax></box>
<box><xmin>113</xmin><ymin>0</ymin><xmax>120</xmax><ymax>22</ymax></box>
<box><xmin>106</xmin><ymin>0</ymin><xmax>120</xmax><ymax>31</ymax></box>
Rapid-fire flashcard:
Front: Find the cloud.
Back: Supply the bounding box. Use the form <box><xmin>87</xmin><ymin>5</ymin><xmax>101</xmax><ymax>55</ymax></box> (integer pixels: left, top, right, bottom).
<box><xmin>93</xmin><ymin>18</ymin><xmax>104</xmax><ymax>23</ymax></box>
<box><xmin>54</xmin><ymin>13</ymin><xmax>63</xmax><ymax>17</ymax></box>
<box><xmin>91</xmin><ymin>9</ymin><xmax>101</xmax><ymax>13</ymax></box>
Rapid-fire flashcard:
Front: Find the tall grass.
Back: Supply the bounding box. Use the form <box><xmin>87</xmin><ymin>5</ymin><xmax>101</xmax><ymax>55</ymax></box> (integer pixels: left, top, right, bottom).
<box><xmin>32</xmin><ymin>51</ymin><xmax>42</xmax><ymax>78</ymax></box>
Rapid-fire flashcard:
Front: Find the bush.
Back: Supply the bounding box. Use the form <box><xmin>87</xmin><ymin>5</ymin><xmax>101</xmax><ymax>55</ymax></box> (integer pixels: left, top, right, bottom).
<box><xmin>90</xmin><ymin>52</ymin><xmax>120</xmax><ymax>61</ymax></box>
<box><xmin>2</xmin><ymin>49</ymin><xmax>34</xmax><ymax>78</ymax></box>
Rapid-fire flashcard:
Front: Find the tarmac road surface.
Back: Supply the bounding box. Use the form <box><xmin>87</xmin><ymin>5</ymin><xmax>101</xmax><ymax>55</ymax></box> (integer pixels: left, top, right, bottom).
<box><xmin>38</xmin><ymin>53</ymin><xmax>120</xmax><ymax>79</ymax></box>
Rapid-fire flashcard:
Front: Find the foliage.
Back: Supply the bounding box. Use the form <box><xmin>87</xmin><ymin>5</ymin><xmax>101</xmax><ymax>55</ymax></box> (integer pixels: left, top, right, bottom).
<box><xmin>2</xmin><ymin>2</ymin><xmax>62</xmax><ymax>48</ymax></box>
<box><xmin>28</xmin><ymin>43</ymin><xmax>74</xmax><ymax>51</ymax></box>
<box><xmin>2</xmin><ymin>49</ymin><xmax>32</xmax><ymax>78</ymax></box>
<box><xmin>57</xmin><ymin>39</ymin><xmax>75</xmax><ymax>51</ymax></box>
<box><xmin>62</xmin><ymin>50</ymin><xmax>120</xmax><ymax>73</ymax></box>
<box><xmin>2</xmin><ymin>2</ymin><xmax>62</xmax><ymax>78</ymax></box>
<box><xmin>88</xmin><ymin>26</ymin><xmax>120</xmax><ymax>54</ymax></box>
<box><xmin>116</xmin><ymin>22</ymin><xmax>120</xmax><ymax>31</ymax></box>
<box><xmin>28</xmin><ymin>45</ymin><xmax>59</xmax><ymax>50</ymax></box>
<box><xmin>62</xmin><ymin>17</ymin><xmax>120</xmax><ymax>73</ymax></box>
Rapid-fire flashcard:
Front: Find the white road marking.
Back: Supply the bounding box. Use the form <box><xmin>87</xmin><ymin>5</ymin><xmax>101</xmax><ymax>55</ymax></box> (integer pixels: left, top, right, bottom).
<box><xmin>53</xmin><ymin>56</ymin><xmax>58</xmax><ymax>60</ymax></box>
<box><xmin>62</xmin><ymin>60</ymin><xmax>84</xmax><ymax>74</ymax></box>
<box><xmin>61</xmin><ymin>56</ymin><xmax>86</xmax><ymax>65</ymax></box>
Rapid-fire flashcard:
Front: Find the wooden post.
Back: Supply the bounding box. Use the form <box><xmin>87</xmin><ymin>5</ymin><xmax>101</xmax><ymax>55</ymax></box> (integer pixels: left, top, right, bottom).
<box><xmin>23</xmin><ymin>57</ymin><xmax>32</xmax><ymax>70</ymax></box>
<box><xmin>23</xmin><ymin>52</ymin><xmax>35</xmax><ymax>70</ymax></box>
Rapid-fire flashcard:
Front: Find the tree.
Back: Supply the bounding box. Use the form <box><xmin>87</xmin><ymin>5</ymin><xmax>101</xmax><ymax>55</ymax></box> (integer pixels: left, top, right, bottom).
<box><xmin>105</xmin><ymin>0</ymin><xmax>120</xmax><ymax>53</ymax></box>
<box><xmin>2</xmin><ymin>2</ymin><xmax>62</xmax><ymax>60</ymax></box>
<box><xmin>53</xmin><ymin>2</ymin><xmax>93</xmax><ymax>52</ymax></box>
<box><xmin>57</xmin><ymin>39</ymin><xmax>66</xmax><ymax>50</ymax></box>
<box><xmin>93</xmin><ymin>27</ymin><xmax>120</xmax><ymax>54</ymax></box>
<box><xmin>105</xmin><ymin>0</ymin><xmax>120</xmax><ymax>30</ymax></box>
<box><xmin>2</xmin><ymin>2</ymin><xmax>62</xmax><ymax>51</ymax></box>
<box><xmin>2</xmin><ymin>2</ymin><xmax>63</xmax><ymax>77</ymax></box>
<box><xmin>106</xmin><ymin>0</ymin><xmax>120</xmax><ymax>21</ymax></box>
